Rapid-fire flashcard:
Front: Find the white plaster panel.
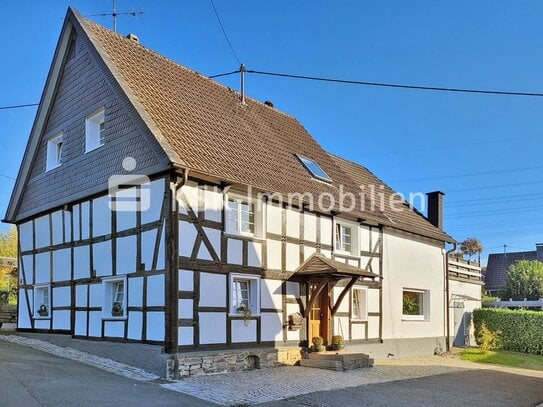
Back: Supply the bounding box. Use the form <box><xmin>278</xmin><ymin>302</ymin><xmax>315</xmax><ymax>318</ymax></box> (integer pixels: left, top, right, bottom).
<box><xmin>89</xmin><ymin>284</ymin><xmax>103</xmax><ymax>308</ymax></box>
<box><xmin>116</xmin><ymin>203</ymin><xmax>137</xmax><ymax>232</ymax></box>
<box><xmin>321</xmin><ymin>249</ymin><xmax>332</xmax><ymax>259</ymax></box>
<box><xmin>127</xmin><ymin>311</ymin><xmax>143</xmax><ymax>340</ymax></box>
<box><xmin>53</xmin><ymin>286</ymin><xmax>70</xmax><ymax>307</ymax></box>
<box><xmin>303</xmin><ymin>213</ymin><xmax>317</xmax><ymax>242</ymax></box>
<box><xmin>75</xmin><ymin>311</ymin><xmax>87</xmax><ymax>336</ymax></box>
<box><xmin>147</xmin><ymin>274</ymin><xmax>165</xmax><ymax>307</ymax></box>
<box><xmin>370</xmin><ymin>228</ymin><xmax>380</xmax><ymax>251</ymax></box>
<box><xmin>179</xmin><ymin>299</ymin><xmax>193</xmax><ymax>319</ymax></box>
<box><xmin>156</xmin><ymin>228</ymin><xmax>165</xmax><ymax>270</ymax></box>
<box><xmin>146</xmin><ymin>312</ymin><xmax>165</xmax><ymax>341</ymax></box>
<box><xmin>360</xmin><ymin>225</ymin><xmax>370</xmax><ymax>251</ymax></box>
<box><xmin>92</xmin><ymin>195</ymin><xmax>111</xmax><ymax>237</ymax></box>
<box><xmin>34</xmin><ymin>319</ymin><xmax>50</xmax><ymax>330</ymax></box>
<box><xmin>74</xmin><ymin>245</ymin><xmax>90</xmax><ymax>279</ymax></box>
<box><xmin>320</xmin><ymin>217</ymin><xmax>332</xmax><ymax>246</ymax></box>
<box><xmin>75</xmin><ymin>284</ymin><xmax>87</xmax><ymax>307</ymax></box>
<box><xmin>286</xmin><ymin>281</ymin><xmax>300</xmax><ymax>298</ymax></box>
<box><xmin>21</xmin><ymin>255</ymin><xmax>33</xmax><ymax>285</ymax></box>
<box><xmin>351</xmin><ymin>323</ymin><xmax>366</xmax><ymax>340</ymax></box>
<box><xmin>247</xmin><ymin>241</ymin><xmax>262</xmax><ymax>267</ymax></box>
<box><xmin>128</xmin><ymin>277</ymin><xmax>143</xmax><ymax>307</ymax></box>
<box><xmin>199</xmin><ymin>312</ymin><xmax>226</xmax><ymax>344</ymax></box>
<box><xmin>52</xmin><ymin>248</ymin><xmax>71</xmax><ymax>282</ymax></box>
<box><xmin>267</xmin><ymin>239</ymin><xmax>282</xmax><ymax>270</ymax></box>
<box><xmin>261</xmin><ymin>279</ymin><xmax>282</xmax><ymax>309</ymax></box>
<box><xmin>285</xmin><ymin>243</ymin><xmax>299</xmax><ymax>272</ymax></box>
<box><xmin>204</xmin><ymin>188</ymin><xmax>223</xmax><ymax>222</ymax></box>
<box><xmin>368</xmin><ymin>316</ymin><xmax>380</xmax><ymax>338</ymax></box>
<box><xmin>34</xmin><ymin>215</ymin><xmax>50</xmax><ymax>249</ymax></box>
<box><xmin>371</xmin><ymin>258</ymin><xmax>380</xmax><ymax>275</ymax></box>
<box><xmin>286</xmin><ymin>209</ymin><xmax>300</xmax><ymax>238</ymax></box>
<box><xmin>35</xmin><ymin>252</ymin><xmax>50</xmax><ymax>284</ymax></box>
<box><xmin>178</xmin><ymin>182</ymin><xmax>199</xmax><ymax>215</ymax></box>
<box><xmin>368</xmin><ymin>288</ymin><xmax>380</xmax><ymax>313</ymax></box>
<box><xmin>179</xmin><ymin>220</ymin><xmax>197</xmax><ymax>257</ymax></box>
<box><xmin>179</xmin><ymin>270</ymin><xmax>193</xmax><ymax>291</ymax></box>
<box><xmin>141</xmin><ymin>229</ymin><xmax>156</xmax><ymax>271</ymax></box>
<box><xmin>333</xmin><ymin>287</ymin><xmax>349</xmax><ymax>313</ymax></box>
<box><xmin>73</xmin><ymin>204</ymin><xmax>81</xmax><ymax>241</ymax></box>
<box><xmin>81</xmin><ymin>201</ymin><xmax>90</xmax><ymax>240</ymax></box>
<box><xmin>347</xmin><ymin>259</ymin><xmax>358</xmax><ymax>267</ymax></box>
<box><xmin>93</xmin><ymin>240</ymin><xmax>113</xmax><ymax>277</ymax></box>
<box><xmin>227</xmin><ymin>238</ymin><xmax>243</xmax><ymax>265</ymax></box>
<box><xmin>266</xmin><ymin>204</ymin><xmax>282</xmax><ymax>235</ymax></box>
<box><xmin>116</xmin><ymin>235</ymin><xmax>136</xmax><ymax>275</ymax></box>
<box><xmin>333</xmin><ymin>316</ymin><xmax>350</xmax><ymax>339</ymax></box>
<box><xmin>199</xmin><ymin>273</ymin><xmax>226</xmax><ymax>307</ymax></box>
<box><xmin>141</xmin><ymin>179</ymin><xmax>165</xmax><ymax>225</ymax></box>
<box><xmin>51</xmin><ymin>210</ymin><xmax>64</xmax><ymax>245</ymax></box>
<box><xmin>204</xmin><ymin>227</ymin><xmax>221</xmax><ymax>259</ymax></box>
<box><xmin>64</xmin><ymin>211</ymin><xmax>72</xmax><ymax>243</ymax></box>
<box><xmin>18</xmin><ymin>289</ymin><xmax>32</xmax><ymax>329</ymax></box>
<box><xmin>178</xmin><ymin>327</ymin><xmax>194</xmax><ymax>346</ymax></box>
<box><xmin>197</xmin><ymin>242</ymin><xmax>212</xmax><ymax>261</ymax></box>
<box><xmin>231</xmin><ymin>320</ymin><xmax>257</xmax><ymax>343</ymax></box>
<box><xmin>104</xmin><ymin>321</ymin><xmax>125</xmax><ymax>338</ymax></box>
<box><xmin>88</xmin><ymin>311</ymin><xmax>102</xmax><ymax>337</ymax></box>
<box><xmin>19</xmin><ymin>221</ymin><xmax>33</xmax><ymax>251</ymax></box>
<box><xmin>304</xmin><ymin>245</ymin><xmax>316</xmax><ymax>261</ymax></box>
<box><xmin>53</xmin><ymin>310</ymin><xmax>71</xmax><ymax>330</ymax></box>
<box><xmin>261</xmin><ymin>313</ymin><xmax>283</xmax><ymax>342</ymax></box>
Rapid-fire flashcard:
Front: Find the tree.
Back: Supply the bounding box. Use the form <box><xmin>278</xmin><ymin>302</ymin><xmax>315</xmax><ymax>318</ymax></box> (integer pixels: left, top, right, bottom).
<box><xmin>460</xmin><ymin>237</ymin><xmax>484</xmax><ymax>262</ymax></box>
<box><xmin>501</xmin><ymin>260</ymin><xmax>543</xmax><ymax>301</ymax></box>
<box><xmin>0</xmin><ymin>227</ymin><xmax>17</xmax><ymax>258</ymax></box>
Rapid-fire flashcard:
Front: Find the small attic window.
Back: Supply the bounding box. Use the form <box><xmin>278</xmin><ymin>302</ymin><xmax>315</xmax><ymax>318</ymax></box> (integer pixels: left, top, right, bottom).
<box><xmin>296</xmin><ymin>155</ymin><xmax>332</xmax><ymax>182</ymax></box>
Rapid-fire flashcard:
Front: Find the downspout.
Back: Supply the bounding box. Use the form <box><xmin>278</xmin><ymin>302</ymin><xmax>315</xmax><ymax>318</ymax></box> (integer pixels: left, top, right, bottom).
<box><xmin>445</xmin><ymin>242</ymin><xmax>457</xmax><ymax>352</ymax></box>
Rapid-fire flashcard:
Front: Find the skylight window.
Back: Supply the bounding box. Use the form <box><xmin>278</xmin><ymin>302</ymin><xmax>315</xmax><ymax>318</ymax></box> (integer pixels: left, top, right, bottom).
<box><xmin>296</xmin><ymin>155</ymin><xmax>332</xmax><ymax>182</ymax></box>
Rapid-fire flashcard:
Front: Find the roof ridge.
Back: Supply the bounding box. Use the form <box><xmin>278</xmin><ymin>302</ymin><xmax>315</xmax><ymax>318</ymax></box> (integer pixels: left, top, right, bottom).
<box><xmin>80</xmin><ymin>16</ymin><xmax>298</xmax><ymax>122</ymax></box>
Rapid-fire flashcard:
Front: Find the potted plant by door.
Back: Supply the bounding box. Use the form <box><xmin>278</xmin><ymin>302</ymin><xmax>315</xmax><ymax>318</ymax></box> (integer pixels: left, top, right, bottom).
<box><xmin>311</xmin><ymin>336</ymin><xmax>326</xmax><ymax>352</ymax></box>
<box><xmin>331</xmin><ymin>335</ymin><xmax>345</xmax><ymax>351</ymax></box>
<box><xmin>37</xmin><ymin>304</ymin><xmax>48</xmax><ymax>317</ymax></box>
<box><xmin>111</xmin><ymin>301</ymin><xmax>123</xmax><ymax>317</ymax></box>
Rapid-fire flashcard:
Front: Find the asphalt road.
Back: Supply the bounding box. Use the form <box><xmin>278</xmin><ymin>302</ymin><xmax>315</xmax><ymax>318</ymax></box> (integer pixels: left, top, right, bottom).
<box><xmin>0</xmin><ymin>340</ymin><xmax>214</xmax><ymax>407</ymax></box>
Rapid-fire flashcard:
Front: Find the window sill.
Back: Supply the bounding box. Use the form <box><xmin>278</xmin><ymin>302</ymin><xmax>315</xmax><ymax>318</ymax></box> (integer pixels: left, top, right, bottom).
<box><xmin>350</xmin><ymin>318</ymin><xmax>368</xmax><ymax>322</ymax></box>
<box><xmin>45</xmin><ymin>164</ymin><xmax>61</xmax><ymax>173</ymax></box>
<box><xmin>402</xmin><ymin>315</ymin><xmax>429</xmax><ymax>321</ymax></box>
<box><xmin>102</xmin><ymin>314</ymin><xmax>127</xmax><ymax>321</ymax></box>
<box><xmin>334</xmin><ymin>251</ymin><xmax>359</xmax><ymax>259</ymax></box>
<box><xmin>224</xmin><ymin>232</ymin><xmax>263</xmax><ymax>241</ymax></box>
<box><xmin>84</xmin><ymin>144</ymin><xmax>104</xmax><ymax>154</ymax></box>
<box><xmin>33</xmin><ymin>316</ymin><xmax>51</xmax><ymax>320</ymax></box>
<box><xmin>229</xmin><ymin>313</ymin><xmax>261</xmax><ymax>318</ymax></box>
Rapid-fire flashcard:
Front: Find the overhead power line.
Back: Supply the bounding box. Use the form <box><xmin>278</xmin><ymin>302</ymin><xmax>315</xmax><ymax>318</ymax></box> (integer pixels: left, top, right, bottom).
<box><xmin>0</xmin><ymin>103</ymin><xmax>38</xmax><ymax>110</ymax></box>
<box><xmin>209</xmin><ymin>0</ymin><xmax>241</xmax><ymax>65</ymax></box>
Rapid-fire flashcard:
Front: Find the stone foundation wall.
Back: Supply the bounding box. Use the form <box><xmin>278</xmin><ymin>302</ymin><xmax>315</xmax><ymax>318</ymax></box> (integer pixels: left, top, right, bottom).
<box><xmin>0</xmin><ymin>305</ymin><xmax>17</xmax><ymax>324</ymax></box>
<box><xmin>167</xmin><ymin>347</ymin><xmax>302</xmax><ymax>379</ymax></box>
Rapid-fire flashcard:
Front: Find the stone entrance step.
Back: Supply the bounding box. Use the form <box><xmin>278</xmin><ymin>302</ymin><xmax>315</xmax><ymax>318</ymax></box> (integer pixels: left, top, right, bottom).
<box><xmin>299</xmin><ymin>351</ymin><xmax>374</xmax><ymax>371</ymax></box>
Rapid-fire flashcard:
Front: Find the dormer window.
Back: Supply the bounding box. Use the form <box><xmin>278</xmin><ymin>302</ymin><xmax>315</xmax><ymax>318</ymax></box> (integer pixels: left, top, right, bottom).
<box><xmin>296</xmin><ymin>155</ymin><xmax>332</xmax><ymax>182</ymax></box>
<box><xmin>85</xmin><ymin>108</ymin><xmax>105</xmax><ymax>152</ymax></box>
<box><xmin>46</xmin><ymin>133</ymin><xmax>63</xmax><ymax>171</ymax></box>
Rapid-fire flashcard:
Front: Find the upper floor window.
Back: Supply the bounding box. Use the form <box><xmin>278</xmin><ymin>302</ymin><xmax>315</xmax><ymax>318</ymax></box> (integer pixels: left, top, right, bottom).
<box><xmin>85</xmin><ymin>108</ymin><xmax>105</xmax><ymax>152</ymax></box>
<box><xmin>335</xmin><ymin>223</ymin><xmax>352</xmax><ymax>253</ymax></box>
<box><xmin>226</xmin><ymin>198</ymin><xmax>255</xmax><ymax>235</ymax></box>
<box><xmin>296</xmin><ymin>154</ymin><xmax>332</xmax><ymax>182</ymax></box>
<box><xmin>46</xmin><ymin>133</ymin><xmax>63</xmax><ymax>171</ymax></box>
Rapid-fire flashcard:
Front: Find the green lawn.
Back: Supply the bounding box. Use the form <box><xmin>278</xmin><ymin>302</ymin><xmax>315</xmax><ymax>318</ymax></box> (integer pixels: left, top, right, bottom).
<box><xmin>461</xmin><ymin>348</ymin><xmax>543</xmax><ymax>371</ymax></box>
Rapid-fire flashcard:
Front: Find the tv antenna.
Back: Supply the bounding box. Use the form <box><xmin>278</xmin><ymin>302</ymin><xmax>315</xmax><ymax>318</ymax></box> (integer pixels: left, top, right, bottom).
<box><xmin>86</xmin><ymin>0</ymin><xmax>144</xmax><ymax>33</ymax></box>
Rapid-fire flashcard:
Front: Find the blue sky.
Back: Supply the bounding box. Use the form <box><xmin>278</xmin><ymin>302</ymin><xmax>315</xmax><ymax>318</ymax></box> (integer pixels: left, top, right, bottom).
<box><xmin>1</xmin><ymin>1</ymin><xmax>542</xmax><ymax>263</ymax></box>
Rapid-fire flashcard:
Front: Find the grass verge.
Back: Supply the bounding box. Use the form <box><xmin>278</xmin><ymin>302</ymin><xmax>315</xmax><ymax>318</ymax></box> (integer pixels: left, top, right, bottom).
<box><xmin>461</xmin><ymin>348</ymin><xmax>543</xmax><ymax>371</ymax></box>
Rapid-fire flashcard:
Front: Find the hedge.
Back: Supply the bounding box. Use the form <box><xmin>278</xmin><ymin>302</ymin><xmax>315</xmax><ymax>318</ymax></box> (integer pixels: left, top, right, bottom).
<box><xmin>473</xmin><ymin>308</ymin><xmax>543</xmax><ymax>355</ymax></box>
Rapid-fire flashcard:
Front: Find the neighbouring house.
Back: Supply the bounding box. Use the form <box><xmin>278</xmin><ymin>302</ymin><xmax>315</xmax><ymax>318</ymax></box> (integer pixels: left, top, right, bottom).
<box><xmin>4</xmin><ymin>8</ymin><xmax>478</xmax><ymax>376</ymax></box>
<box><xmin>485</xmin><ymin>244</ymin><xmax>543</xmax><ymax>297</ymax></box>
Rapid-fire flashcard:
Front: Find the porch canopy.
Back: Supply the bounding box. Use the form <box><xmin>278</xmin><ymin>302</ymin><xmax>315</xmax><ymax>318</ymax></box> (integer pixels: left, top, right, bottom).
<box><xmin>290</xmin><ymin>253</ymin><xmax>379</xmax><ymax>317</ymax></box>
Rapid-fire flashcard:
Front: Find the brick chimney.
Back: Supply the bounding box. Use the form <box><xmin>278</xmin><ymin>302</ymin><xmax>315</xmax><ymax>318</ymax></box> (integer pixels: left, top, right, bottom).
<box><xmin>426</xmin><ymin>191</ymin><xmax>444</xmax><ymax>229</ymax></box>
<box><xmin>536</xmin><ymin>243</ymin><xmax>543</xmax><ymax>261</ymax></box>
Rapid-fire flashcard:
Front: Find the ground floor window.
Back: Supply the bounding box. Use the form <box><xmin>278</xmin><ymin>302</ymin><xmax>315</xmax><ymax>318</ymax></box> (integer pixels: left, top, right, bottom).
<box><xmin>402</xmin><ymin>289</ymin><xmax>429</xmax><ymax>320</ymax></box>
<box><xmin>229</xmin><ymin>273</ymin><xmax>260</xmax><ymax>316</ymax></box>
<box><xmin>33</xmin><ymin>284</ymin><xmax>50</xmax><ymax>319</ymax></box>
<box><xmin>102</xmin><ymin>277</ymin><xmax>127</xmax><ymax>319</ymax></box>
<box><xmin>351</xmin><ymin>287</ymin><xmax>368</xmax><ymax>321</ymax></box>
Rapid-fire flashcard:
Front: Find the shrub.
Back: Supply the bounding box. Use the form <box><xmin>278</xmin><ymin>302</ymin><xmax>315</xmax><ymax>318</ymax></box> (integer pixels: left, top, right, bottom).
<box><xmin>473</xmin><ymin>308</ymin><xmax>543</xmax><ymax>355</ymax></box>
<box><xmin>477</xmin><ymin>323</ymin><xmax>500</xmax><ymax>353</ymax></box>
<box><xmin>331</xmin><ymin>335</ymin><xmax>344</xmax><ymax>345</ymax></box>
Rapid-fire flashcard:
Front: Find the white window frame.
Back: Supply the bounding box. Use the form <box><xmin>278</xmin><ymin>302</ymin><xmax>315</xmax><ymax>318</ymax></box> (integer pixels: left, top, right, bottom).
<box><xmin>351</xmin><ymin>286</ymin><xmax>368</xmax><ymax>321</ymax></box>
<box><xmin>402</xmin><ymin>288</ymin><xmax>430</xmax><ymax>321</ymax></box>
<box><xmin>85</xmin><ymin>108</ymin><xmax>105</xmax><ymax>153</ymax></box>
<box><xmin>33</xmin><ymin>284</ymin><xmax>51</xmax><ymax>319</ymax></box>
<box><xmin>46</xmin><ymin>133</ymin><xmax>63</xmax><ymax>171</ymax></box>
<box><xmin>224</xmin><ymin>192</ymin><xmax>264</xmax><ymax>238</ymax></box>
<box><xmin>102</xmin><ymin>276</ymin><xmax>127</xmax><ymax>320</ymax></box>
<box><xmin>334</xmin><ymin>219</ymin><xmax>359</xmax><ymax>256</ymax></box>
<box><xmin>229</xmin><ymin>273</ymin><xmax>261</xmax><ymax>316</ymax></box>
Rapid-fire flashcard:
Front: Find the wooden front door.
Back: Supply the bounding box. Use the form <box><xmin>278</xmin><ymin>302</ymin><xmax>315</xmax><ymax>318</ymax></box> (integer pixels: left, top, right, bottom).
<box><xmin>308</xmin><ymin>281</ymin><xmax>330</xmax><ymax>345</ymax></box>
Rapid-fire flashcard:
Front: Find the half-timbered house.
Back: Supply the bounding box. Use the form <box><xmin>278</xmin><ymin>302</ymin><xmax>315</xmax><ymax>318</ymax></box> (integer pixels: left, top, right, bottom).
<box><xmin>5</xmin><ymin>8</ymin><xmax>459</xmax><ymax>376</ymax></box>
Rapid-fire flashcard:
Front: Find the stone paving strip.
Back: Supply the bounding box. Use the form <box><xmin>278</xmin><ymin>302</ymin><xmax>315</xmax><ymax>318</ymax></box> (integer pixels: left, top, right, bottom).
<box><xmin>161</xmin><ymin>363</ymin><xmax>470</xmax><ymax>406</ymax></box>
<box><xmin>0</xmin><ymin>334</ymin><xmax>160</xmax><ymax>382</ymax></box>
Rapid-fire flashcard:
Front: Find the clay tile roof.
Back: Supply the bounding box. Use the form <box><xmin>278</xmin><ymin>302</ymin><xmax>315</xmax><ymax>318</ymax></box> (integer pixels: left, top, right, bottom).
<box><xmin>74</xmin><ymin>11</ymin><xmax>452</xmax><ymax>243</ymax></box>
